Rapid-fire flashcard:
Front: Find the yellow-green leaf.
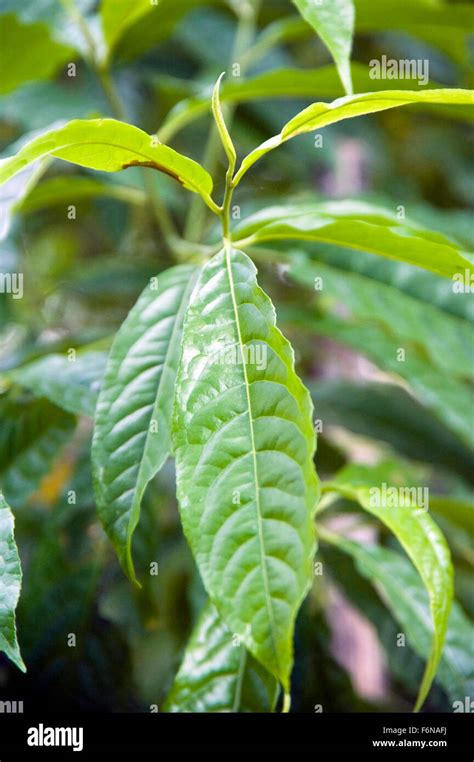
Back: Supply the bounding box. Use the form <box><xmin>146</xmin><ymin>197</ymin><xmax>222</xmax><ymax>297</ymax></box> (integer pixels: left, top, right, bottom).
<box><xmin>233</xmin><ymin>89</ymin><xmax>474</xmax><ymax>184</ymax></box>
<box><xmin>0</xmin><ymin>119</ymin><xmax>217</xmax><ymax>211</ymax></box>
<box><xmin>211</xmin><ymin>73</ymin><xmax>236</xmax><ymax>172</ymax></box>
<box><xmin>323</xmin><ymin>477</ymin><xmax>454</xmax><ymax>711</ymax></box>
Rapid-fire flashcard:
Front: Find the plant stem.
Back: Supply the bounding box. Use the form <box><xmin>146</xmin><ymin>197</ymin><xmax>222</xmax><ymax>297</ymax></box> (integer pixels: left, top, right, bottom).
<box><xmin>96</xmin><ymin>65</ymin><xmax>126</xmax><ymax>121</ymax></box>
<box><xmin>220</xmin><ymin>166</ymin><xmax>235</xmax><ymax>242</ymax></box>
<box><xmin>61</xmin><ymin>0</ymin><xmax>183</xmax><ymax>253</ymax></box>
<box><xmin>59</xmin><ymin>0</ymin><xmax>97</xmax><ymax>62</ymax></box>
<box><xmin>184</xmin><ymin>0</ymin><xmax>261</xmax><ymax>243</ymax></box>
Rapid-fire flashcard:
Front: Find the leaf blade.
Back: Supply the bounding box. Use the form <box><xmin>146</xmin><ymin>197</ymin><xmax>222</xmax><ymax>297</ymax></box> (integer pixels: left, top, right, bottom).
<box><xmin>0</xmin><ymin>119</ymin><xmax>216</xmax><ymax>210</ymax></box>
<box><xmin>92</xmin><ymin>265</ymin><xmax>199</xmax><ymax>584</ymax></box>
<box><xmin>0</xmin><ymin>493</ymin><xmax>25</xmax><ymax>672</ymax></box>
<box><xmin>324</xmin><ymin>534</ymin><xmax>474</xmax><ymax>704</ymax></box>
<box><xmin>292</xmin><ymin>0</ymin><xmax>355</xmax><ymax>95</ymax></box>
<box><xmin>8</xmin><ymin>351</ymin><xmax>108</xmax><ymax>418</ymax></box>
<box><xmin>234</xmin><ymin>203</ymin><xmax>473</xmax><ymax>279</ymax></box>
<box><xmin>164</xmin><ymin>601</ymin><xmax>278</xmax><ymax>712</ymax></box>
<box><xmin>0</xmin><ymin>13</ymin><xmax>73</xmax><ymax>95</ymax></box>
<box><xmin>0</xmin><ymin>396</ymin><xmax>76</xmax><ymax>508</ymax></box>
<box><xmin>234</xmin><ymin>89</ymin><xmax>474</xmax><ymax>184</ymax></box>
<box><xmin>173</xmin><ymin>247</ymin><xmax>319</xmax><ymax>690</ymax></box>
<box><xmin>324</xmin><ymin>478</ymin><xmax>454</xmax><ymax>710</ymax></box>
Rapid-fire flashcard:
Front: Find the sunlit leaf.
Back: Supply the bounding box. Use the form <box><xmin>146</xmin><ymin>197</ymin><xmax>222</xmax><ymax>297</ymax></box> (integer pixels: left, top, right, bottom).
<box><xmin>212</xmin><ymin>73</ymin><xmax>236</xmax><ymax>171</ymax></box>
<box><xmin>323</xmin><ymin>476</ymin><xmax>454</xmax><ymax>711</ymax></box>
<box><xmin>234</xmin><ymin>89</ymin><xmax>474</xmax><ymax>184</ymax></box>
<box><xmin>0</xmin><ymin>119</ymin><xmax>217</xmax><ymax>211</ymax></box>
<box><xmin>173</xmin><ymin>247</ymin><xmax>319</xmax><ymax>690</ymax></box>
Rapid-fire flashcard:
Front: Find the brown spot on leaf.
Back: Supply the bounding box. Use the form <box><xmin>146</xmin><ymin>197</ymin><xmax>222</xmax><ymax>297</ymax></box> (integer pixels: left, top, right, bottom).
<box><xmin>121</xmin><ymin>159</ymin><xmax>184</xmax><ymax>186</ymax></box>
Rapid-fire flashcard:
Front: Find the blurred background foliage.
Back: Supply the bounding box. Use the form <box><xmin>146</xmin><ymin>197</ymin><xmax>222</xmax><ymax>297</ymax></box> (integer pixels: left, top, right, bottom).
<box><xmin>0</xmin><ymin>0</ymin><xmax>473</xmax><ymax>712</ymax></box>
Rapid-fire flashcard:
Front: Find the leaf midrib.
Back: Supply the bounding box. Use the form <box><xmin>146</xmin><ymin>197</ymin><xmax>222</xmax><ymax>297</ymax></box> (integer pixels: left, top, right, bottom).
<box><xmin>224</xmin><ymin>245</ymin><xmax>281</xmax><ymax>679</ymax></box>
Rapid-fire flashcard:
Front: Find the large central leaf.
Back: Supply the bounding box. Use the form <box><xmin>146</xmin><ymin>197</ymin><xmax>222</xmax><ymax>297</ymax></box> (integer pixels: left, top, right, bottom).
<box><xmin>172</xmin><ymin>248</ymin><xmax>319</xmax><ymax>690</ymax></box>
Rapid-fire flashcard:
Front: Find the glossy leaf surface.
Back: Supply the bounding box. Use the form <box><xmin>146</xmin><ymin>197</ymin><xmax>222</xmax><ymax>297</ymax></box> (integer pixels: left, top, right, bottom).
<box><xmin>173</xmin><ymin>248</ymin><xmax>319</xmax><ymax>690</ymax></box>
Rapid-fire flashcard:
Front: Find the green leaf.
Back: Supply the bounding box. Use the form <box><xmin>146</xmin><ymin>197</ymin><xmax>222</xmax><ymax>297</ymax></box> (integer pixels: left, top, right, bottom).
<box><xmin>284</xmin><ymin>260</ymin><xmax>474</xmax><ymax>442</ymax></box>
<box><xmin>101</xmin><ymin>0</ymin><xmax>217</xmax><ymax>61</ymax></box>
<box><xmin>324</xmin><ymin>533</ymin><xmax>474</xmax><ymax>704</ymax></box>
<box><xmin>234</xmin><ymin>203</ymin><xmax>474</xmax><ymax>279</ymax></box>
<box><xmin>281</xmin><ymin>252</ymin><xmax>474</xmax><ymax>446</ymax></box>
<box><xmin>100</xmin><ymin>0</ymin><xmax>156</xmax><ymax>58</ymax></box>
<box><xmin>324</xmin><ymin>478</ymin><xmax>454</xmax><ymax>711</ymax></box>
<box><xmin>8</xmin><ymin>350</ymin><xmax>108</xmax><ymax>418</ymax></box>
<box><xmin>301</xmin><ymin>236</ymin><xmax>474</xmax><ymax>320</ymax></box>
<box><xmin>172</xmin><ymin>247</ymin><xmax>319</xmax><ymax>690</ymax></box>
<box><xmin>429</xmin><ymin>496</ymin><xmax>474</xmax><ymax>537</ymax></box>
<box><xmin>281</xmin><ymin>1</ymin><xmax>474</xmax><ymax>66</ymax></box>
<box><xmin>18</xmin><ymin>175</ymin><xmax>146</xmax><ymax>215</ymax></box>
<box><xmin>233</xmin><ymin>89</ymin><xmax>474</xmax><ymax>184</ymax></box>
<box><xmin>0</xmin><ymin>14</ymin><xmax>73</xmax><ymax>95</ymax></box>
<box><xmin>212</xmin><ymin>73</ymin><xmax>236</xmax><ymax>172</ymax></box>
<box><xmin>158</xmin><ymin>63</ymin><xmax>473</xmax><ymax>143</ymax></box>
<box><xmin>0</xmin><ymin>119</ymin><xmax>217</xmax><ymax>212</ymax></box>
<box><xmin>92</xmin><ymin>265</ymin><xmax>199</xmax><ymax>585</ymax></box>
<box><xmin>354</xmin><ymin>0</ymin><xmax>474</xmax><ymax>66</ymax></box>
<box><xmin>164</xmin><ymin>601</ymin><xmax>278</xmax><ymax>712</ymax></box>
<box><xmin>0</xmin><ymin>493</ymin><xmax>25</xmax><ymax>672</ymax></box>
<box><xmin>114</xmin><ymin>0</ymin><xmax>221</xmax><ymax>62</ymax></box>
<box><xmin>318</xmin><ymin>320</ymin><xmax>473</xmax><ymax>448</ymax></box>
<box><xmin>283</xmin><ymin>90</ymin><xmax>474</xmax><ymax>137</ymax></box>
<box><xmin>282</xmin><ymin>240</ymin><xmax>474</xmax><ymax>378</ymax></box>
<box><xmin>292</xmin><ymin>0</ymin><xmax>355</xmax><ymax>95</ymax></box>
<box><xmin>310</xmin><ymin>381</ymin><xmax>474</xmax><ymax>484</ymax></box>
<box><xmin>0</xmin><ymin>396</ymin><xmax>76</xmax><ymax>508</ymax></box>
<box><xmin>0</xmin><ymin>78</ymin><xmax>105</xmax><ymax>133</ymax></box>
